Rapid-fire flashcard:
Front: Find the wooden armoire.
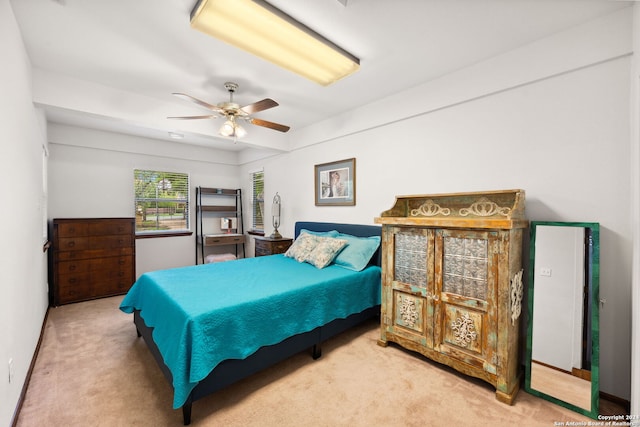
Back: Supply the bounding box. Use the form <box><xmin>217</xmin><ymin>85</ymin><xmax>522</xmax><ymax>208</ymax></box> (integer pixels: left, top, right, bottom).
<box><xmin>375</xmin><ymin>189</ymin><xmax>527</xmax><ymax>404</ymax></box>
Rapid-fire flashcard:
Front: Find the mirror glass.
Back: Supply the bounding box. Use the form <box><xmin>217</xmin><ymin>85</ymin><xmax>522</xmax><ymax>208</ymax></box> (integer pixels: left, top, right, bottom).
<box><xmin>525</xmin><ymin>221</ymin><xmax>599</xmax><ymax>418</ymax></box>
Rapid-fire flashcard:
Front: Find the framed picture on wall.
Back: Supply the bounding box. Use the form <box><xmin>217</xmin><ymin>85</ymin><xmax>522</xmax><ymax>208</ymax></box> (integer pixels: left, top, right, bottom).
<box><xmin>314</xmin><ymin>158</ymin><xmax>356</xmax><ymax>206</ymax></box>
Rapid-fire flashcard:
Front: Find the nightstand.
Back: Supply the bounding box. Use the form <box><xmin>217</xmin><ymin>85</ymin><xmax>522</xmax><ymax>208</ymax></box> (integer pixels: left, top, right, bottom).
<box><xmin>254</xmin><ymin>236</ymin><xmax>293</xmax><ymax>257</ymax></box>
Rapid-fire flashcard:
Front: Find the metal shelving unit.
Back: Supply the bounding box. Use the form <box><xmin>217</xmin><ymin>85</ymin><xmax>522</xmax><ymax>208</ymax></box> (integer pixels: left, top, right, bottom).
<box><xmin>195</xmin><ymin>187</ymin><xmax>244</xmax><ymax>264</ymax></box>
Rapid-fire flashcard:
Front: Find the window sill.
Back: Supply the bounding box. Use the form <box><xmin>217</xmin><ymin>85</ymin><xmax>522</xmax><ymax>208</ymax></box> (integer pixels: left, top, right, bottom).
<box><xmin>136</xmin><ymin>231</ymin><xmax>193</xmax><ymax>239</ymax></box>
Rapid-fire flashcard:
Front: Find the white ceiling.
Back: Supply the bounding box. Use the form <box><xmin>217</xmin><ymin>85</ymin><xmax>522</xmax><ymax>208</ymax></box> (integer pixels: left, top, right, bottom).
<box><xmin>10</xmin><ymin>0</ymin><xmax>632</xmax><ymax>154</ymax></box>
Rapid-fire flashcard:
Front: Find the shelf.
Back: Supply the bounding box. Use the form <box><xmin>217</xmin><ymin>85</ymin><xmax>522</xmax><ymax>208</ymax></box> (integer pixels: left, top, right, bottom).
<box><xmin>203</xmin><ymin>233</ymin><xmax>245</xmax><ymax>246</ymax></box>
<box><xmin>200</xmin><ymin>206</ymin><xmax>238</xmax><ymax>213</ymax></box>
<box><xmin>199</xmin><ymin>188</ymin><xmax>240</xmax><ymax>196</ymax></box>
<box><xmin>196</xmin><ymin>186</ymin><xmax>244</xmax><ymax>264</ymax></box>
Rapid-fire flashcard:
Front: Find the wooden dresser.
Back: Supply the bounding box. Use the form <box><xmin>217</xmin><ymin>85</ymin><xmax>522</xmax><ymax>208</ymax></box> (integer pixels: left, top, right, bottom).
<box><xmin>375</xmin><ymin>190</ymin><xmax>527</xmax><ymax>404</ymax></box>
<box><xmin>50</xmin><ymin>218</ymin><xmax>136</xmax><ymax>306</ymax></box>
<box><xmin>254</xmin><ymin>236</ymin><xmax>293</xmax><ymax>257</ymax></box>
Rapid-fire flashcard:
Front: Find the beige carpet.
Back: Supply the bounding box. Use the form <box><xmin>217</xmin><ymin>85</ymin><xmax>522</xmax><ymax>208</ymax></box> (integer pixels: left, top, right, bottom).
<box><xmin>16</xmin><ymin>296</ymin><xmax>595</xmax><ymax>427</ymax></box>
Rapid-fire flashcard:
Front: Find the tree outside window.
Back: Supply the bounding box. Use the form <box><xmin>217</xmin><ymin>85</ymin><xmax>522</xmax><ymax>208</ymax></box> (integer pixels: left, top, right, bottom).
<box><xmin>134</xmin><ymin>169</ymin><xmax>189</xmax><ymax>234</ymax></box>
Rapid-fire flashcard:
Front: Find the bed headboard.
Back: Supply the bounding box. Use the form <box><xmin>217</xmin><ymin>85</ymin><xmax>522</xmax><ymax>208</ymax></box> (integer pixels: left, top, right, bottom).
<box><xmin>294</xmin><ymin>221</ymin><xmax>382</xmax><ymax>267</ymax></box>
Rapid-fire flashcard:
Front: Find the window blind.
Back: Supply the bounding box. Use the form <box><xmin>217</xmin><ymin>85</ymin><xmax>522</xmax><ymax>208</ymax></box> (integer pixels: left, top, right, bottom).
<box><xmin>251</xmin><ymin>170</ymin><xmax>264</xmax><ymax>231</ymax></box>
<box><xmin>134</xmin><ymin>169</ymin><xmax>190</xmax><ymax>234</ymax></box>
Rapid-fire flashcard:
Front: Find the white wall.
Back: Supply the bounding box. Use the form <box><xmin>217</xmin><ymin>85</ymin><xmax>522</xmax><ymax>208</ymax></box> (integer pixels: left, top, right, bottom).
<box><xmin>240</xmin><ymin>10</ymin><xmax>633</xmax><ymax>401</ymax></box>
<box><xmin>1</xmin><ymin>1</ymin><xmax>49</xmax><ymax>425</ymax></box>
<box><xmin>47</xmin><ymin>124</ymin><xmax>241</xmax><ymax>276</ymax></box>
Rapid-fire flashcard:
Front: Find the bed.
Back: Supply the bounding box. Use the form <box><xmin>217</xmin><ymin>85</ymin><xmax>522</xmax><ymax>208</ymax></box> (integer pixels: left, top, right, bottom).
<box><xmin>120</xmin><ymin>221</ymin><xmax>382</xmax><ymax>424</ymax></box>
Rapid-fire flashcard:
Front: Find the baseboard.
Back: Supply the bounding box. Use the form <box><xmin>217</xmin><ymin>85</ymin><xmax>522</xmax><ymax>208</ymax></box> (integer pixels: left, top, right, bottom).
<box><xmin>600</xmin><ymin>390</ymin><xmax>631</xmax><ymax>414</ymax></box>
<box><xmin>10</xmin><ymin>306</ymin><xmax>50</xmax><ymax>427</ymax></box>
<box><xmin>571</xmin><ymin>367</ymin><xmax>592</xmax><ymax>381</ymax></box>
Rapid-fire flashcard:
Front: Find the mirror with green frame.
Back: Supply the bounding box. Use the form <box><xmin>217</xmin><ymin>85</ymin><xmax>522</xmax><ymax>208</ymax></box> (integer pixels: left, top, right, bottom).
<box><xmin>525</xmin><ymin>221</ymin><xmax>600</xmax><ymax>419</ymax></box>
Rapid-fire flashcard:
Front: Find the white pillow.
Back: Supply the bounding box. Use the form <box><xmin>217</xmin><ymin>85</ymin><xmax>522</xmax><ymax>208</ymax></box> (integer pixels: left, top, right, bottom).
<box><xmin>303</xmin><ymin>237</ymin><xmax>348</xmax><ymax>268</ymax></box>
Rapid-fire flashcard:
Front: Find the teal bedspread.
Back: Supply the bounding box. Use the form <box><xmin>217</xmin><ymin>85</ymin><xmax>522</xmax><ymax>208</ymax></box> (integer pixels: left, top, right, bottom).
<box><xmin>119</xmin><ymin>254</ymin><xmax>381</xmax><ymax>409</ymax></box>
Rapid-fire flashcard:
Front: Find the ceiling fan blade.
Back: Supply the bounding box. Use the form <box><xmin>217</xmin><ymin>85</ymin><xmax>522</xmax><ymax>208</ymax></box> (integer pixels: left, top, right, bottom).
<box><xmin>241</xmin><ymin>98</ymin><xmax>278</xmax><ymax>115</ymax></box>
<box><xmin>167</xmin><ymin>115</ymin><xmax>217</xmax><ymax>120</ymax></box>
<box><xmin>250</xmin><ymin>118</ymin><xmax>290</xmax><ymax>133</ymax></box>
<box><xmin>172</xmin><ymin>92</ymin><xmax>223</xmax><ymax>112</ymax></box>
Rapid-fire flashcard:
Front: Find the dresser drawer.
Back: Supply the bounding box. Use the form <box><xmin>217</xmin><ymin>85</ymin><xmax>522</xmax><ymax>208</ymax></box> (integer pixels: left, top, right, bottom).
<box><xmin>57</xmin><ymin>269</ymin><xmax>134</xmax><ymax>303</ymax></box>
<box><xmin>57</xmin><ymin>237</ymin><xmax>89</xmax><ymax>252</ymax></box>
<box><xmin>57</xmin><ymin>272</ymin><xmax>91</xmax><ymax>289</ymax></box>
<box><xmin>89</xmin><ymin>220</ymin><xmax>134</xmax><ymax>236</ymax></box>
<box><xmin>204</xmin><ymin>234</ymin><xmax>245</xmax><ymax>246</ymax></box>
<box><xmin>255</xmin><ymin>246</ymin><xmax>270</xmax><ymax>257</ymax></box>
<box><xmin>89</xmin><ymin>256</ymin><xmax>134</xmax><ymax>274</ymax></box>
<box><xmin>55</xmin><ymin>247</ymin><xmax>133</xmax><ymax>262</ymax></box>
<box><xmin>271</xmin><ymin>240</ymin><xmax>292</xmax><ymax>253</ymax></box>
<box><xmin>57</xmin><ymin>260</ymin><xmax>91</xmax><ymax>275</ymax></box>
<box><xmin>56</xmin><ymin>222</ymin><xmax>89</xmax><ymax>238</ymax></box>
<box><xmin>89</xmin><ymin>235</ymin><xmax>133</xmax><ymax>250</ymax></box>
<box><xmin>254</xmin><ymin>237</ymin><xmax>293</xmax><ymax>256</ymax></box>
<box><xmin>93</xmin><ymin>275</ymin><xmax>134</xmax><ymax>294</ymax></box>
<box><xmin>57</xmin><ymin>283</ymin><xmax>96</xmax><ymax>304</ymax></box>
<box><xmin>57</xmin><ymin>234</ymin><xmax>131</xmax><ymax>252</ymax></box>
<box><xmin>56</xmin><ymin>256</ymin><xmax>133</xmax><ymax>272</ymax></box>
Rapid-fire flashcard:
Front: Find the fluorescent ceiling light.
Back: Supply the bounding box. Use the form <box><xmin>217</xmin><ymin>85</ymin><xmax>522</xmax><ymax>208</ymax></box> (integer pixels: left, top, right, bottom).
<box><xmin>190</xmin><ymin>0</ymin><xmax>360</xmax><ymax>86</ymax></box>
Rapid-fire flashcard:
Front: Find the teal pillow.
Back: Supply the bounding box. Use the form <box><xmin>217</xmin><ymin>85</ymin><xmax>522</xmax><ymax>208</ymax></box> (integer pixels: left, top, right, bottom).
<box><xmin>299</xmin><ymin>229</ymin><xmax>338</xmax><ymax>238</ymax></box>
<box><xmin>333</xmin><ymin>233</ymin><xmax>381</xmax><ymax>271</ymax></box>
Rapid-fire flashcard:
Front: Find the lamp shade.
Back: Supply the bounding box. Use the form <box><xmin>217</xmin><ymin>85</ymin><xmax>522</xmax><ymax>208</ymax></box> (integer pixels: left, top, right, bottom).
<box><xmin>270</xmin><ymin>192</ymin><xmax>282</xmax><ymax>239</ymax></box>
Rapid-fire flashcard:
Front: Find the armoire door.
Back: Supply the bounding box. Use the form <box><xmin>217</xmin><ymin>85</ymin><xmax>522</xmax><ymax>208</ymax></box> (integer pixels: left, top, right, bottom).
<box><xmin>381</xmin><ymin>226</ymin><xmax>434</xmax><ymax>348</ymax></box>
<box><xmin>433</xmin><ymin>229</ymin><xmax>499</xmax><ymax>373</ymax></box>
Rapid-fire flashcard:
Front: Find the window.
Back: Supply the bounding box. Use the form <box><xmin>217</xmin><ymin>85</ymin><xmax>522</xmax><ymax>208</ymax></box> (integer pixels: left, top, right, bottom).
<box><xmin>250</xmin><ymin>170</ymin><xmax>264</xmax><ymax>232</ymax></box>
<box><xmin>134</xmin><ymin>169</ymin><xmax>189</xmax><ymax>235</ymax></box>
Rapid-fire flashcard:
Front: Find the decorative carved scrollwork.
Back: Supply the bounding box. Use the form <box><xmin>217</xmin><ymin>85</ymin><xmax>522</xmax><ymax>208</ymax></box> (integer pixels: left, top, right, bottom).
<box><xmin>459</xmin><ymin>197</ymin><xmax>512</xmax><ymax>217</ymax></box>
<box><xmin>398</xmin><ymin>295</ymin><xmax>419</xmax><ymax>327</ymax></box>
<box><xmin>410</xmin><ymin>199</ymin><xmax>451</xmax><ymax>217</ymax></box>
<box><xmin>510</xmin><ymin>269</ymin><xmax>524</xmax><ymax>326</ymax></box>
<box><xmin>451</xmin><ymin>312</ymin><xmax>477</xmax><ymax>347</ymax></box>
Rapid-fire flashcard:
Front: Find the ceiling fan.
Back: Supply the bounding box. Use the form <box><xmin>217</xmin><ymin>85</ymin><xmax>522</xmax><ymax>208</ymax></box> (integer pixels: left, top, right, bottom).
<box><xmin>168</xmin><ymin>82</ymin><xmax>290</xmax><ymax>139</ymax></box>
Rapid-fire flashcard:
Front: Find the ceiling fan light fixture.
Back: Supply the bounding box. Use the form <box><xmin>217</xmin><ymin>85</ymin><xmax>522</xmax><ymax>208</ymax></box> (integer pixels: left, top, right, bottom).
<box><xmin>219</xmin><ymin>120</ymin><xmax>233</xmax><ymax>137</ymax></box>
<box><xmin>219</xmin><ymin>118</ymin><xmax>246</xmax><ymax>139</ymax></box>
<box><xmin>235</xmin><ymin>124</ymin><xmax>247</xmax><ymax>138</ymax></box>
<box><xmin>190</xmin><ymin>0</ymin><xmax>360</xmax><ymax>86</ymax></box>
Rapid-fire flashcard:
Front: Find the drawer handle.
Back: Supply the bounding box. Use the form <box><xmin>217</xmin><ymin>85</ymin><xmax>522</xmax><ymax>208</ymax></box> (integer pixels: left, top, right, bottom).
<box><xmin>118</xmin><ymin>259</ymin><xmax>125</xmax><ymax>265</ymax></box>
<box><xmin>69</xmin><ymin>265</ymin><xmax>76</xmax><ymax>271</ymax></box>
<box><xmin>69</xmin><ymin>278</ymin><xmax>76</xmax><ymax>284</ymax></box>
<box><xmin>67</xmin><ymin>241</ymin><xmax>75</xmax><ymax>248</ymax></box>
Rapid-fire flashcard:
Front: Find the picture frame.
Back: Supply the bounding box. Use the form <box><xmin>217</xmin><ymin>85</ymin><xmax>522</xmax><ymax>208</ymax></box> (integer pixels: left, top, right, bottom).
<box><xmin>314</xmin><ymin>158</ymin><xmax>356</xmax><ymax>206</ymax></box>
